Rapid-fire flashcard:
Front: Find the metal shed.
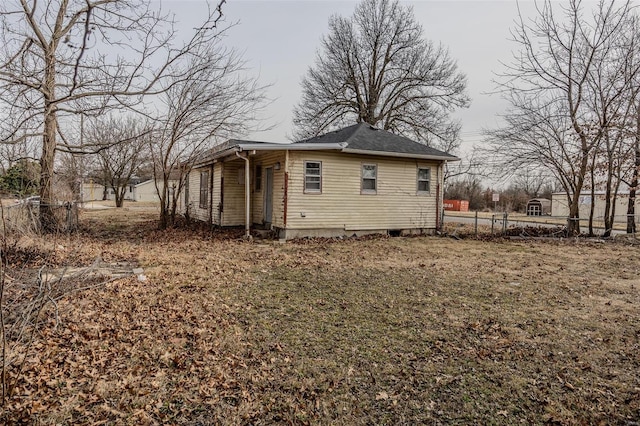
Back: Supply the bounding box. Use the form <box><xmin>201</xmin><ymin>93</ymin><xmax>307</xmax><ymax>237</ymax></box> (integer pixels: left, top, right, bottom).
<box><xmin>527</xmin><ymin>198</ymin><xmax>551</xmax><ymax>216</ymax></box>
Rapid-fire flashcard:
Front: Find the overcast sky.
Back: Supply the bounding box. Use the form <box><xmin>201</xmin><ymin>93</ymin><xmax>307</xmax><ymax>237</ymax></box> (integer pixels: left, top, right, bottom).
<box><xmin>167</xmin><ymin>1</ymin><xmax>540</xmax><ymax>152</ymax></box>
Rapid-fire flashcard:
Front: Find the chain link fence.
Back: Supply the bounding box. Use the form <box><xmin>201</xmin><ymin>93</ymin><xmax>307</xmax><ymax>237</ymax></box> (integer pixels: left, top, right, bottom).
<box><xmin>443</xmin><ymin>210</ymin><xmax>640</xmax><ymax>238</ymax></box>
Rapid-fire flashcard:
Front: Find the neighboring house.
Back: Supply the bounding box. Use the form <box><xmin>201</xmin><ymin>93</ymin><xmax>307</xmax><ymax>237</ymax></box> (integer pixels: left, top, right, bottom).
<box><xmin>81</xmin><ymin>178</ymin><xmax>176</xmax><ymax>203</ymax></box>
<box><xmin>133</xmin><ymin>179</ymin><xmax>160</xmax><ymax>202</ymax></box>
<box><xmin>80</xmin><ymin>182</ymin><xmax>106</xmax><ymax>202</ymax></box>
<box><xmin>551</xmin><ymin>191</ymin><xmax>640</xmax><ymax>222</ymax></box>
<box><xmin>179</xmin><ymin>123</ymin><xmax>458</xmax><ymax>239</ymax></box>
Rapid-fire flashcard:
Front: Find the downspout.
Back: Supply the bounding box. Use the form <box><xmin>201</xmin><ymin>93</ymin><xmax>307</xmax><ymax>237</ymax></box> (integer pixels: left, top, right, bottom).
<box><xmin>208</xmin><ymin>163</ymin><xmax>214</xmax><ymax>227</ymax></box>
<box><xmin>283</xmin><ymin>150</ymin><xmax>289</xmax><ymax>230</ymax></box>
<box><xmin>236</xmin><ymin>151</ymin><xmax>251</xmax><ymax>239</ymax></box>
<box><xmin>219</xmin><ymin>163</ymin><xmax>224</xmax><ymax>225</ymax></box>
<box><xmin>436</xmin><ymin>163</ymin><xmax>441</xmax><ymax>232</ymax></box>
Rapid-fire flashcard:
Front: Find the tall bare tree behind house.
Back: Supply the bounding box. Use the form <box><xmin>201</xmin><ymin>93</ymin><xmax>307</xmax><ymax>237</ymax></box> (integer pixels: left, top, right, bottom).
<box><xmin>293</xmin><ymin>0</ymin><xmax>469</xmax><ymax>151</ymax></box>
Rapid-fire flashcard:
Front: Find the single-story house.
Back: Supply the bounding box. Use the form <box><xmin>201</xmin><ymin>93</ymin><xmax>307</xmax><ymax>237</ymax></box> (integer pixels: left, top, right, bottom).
<box><xmin>132</xmin><ymin>179</ymin><xmax>161</xmax><ymax>202</ymax></box>
<box><xmin>80</xmin><ymin>181</ymin><xmax>106</xmax><ymax>202</ymax></box>
<box><xmin>179</xmin><ymin>123</ymin><xmax>458</xmax><ymax>239</ymax></box>
<box><xmin>551</xmin><ymin>191</ymin><xmax>640</xmax><ymax>222</ymax></box>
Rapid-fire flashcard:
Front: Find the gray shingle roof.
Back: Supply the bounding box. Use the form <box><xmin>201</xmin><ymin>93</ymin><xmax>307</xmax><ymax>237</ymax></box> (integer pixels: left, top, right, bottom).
<box><xmin>192</xmin><ymin>124</ymin><xmax>459</xmax><ymax>165</ymax></box>
<box><xmin>296</xmin><ymin>123</ymin><xmax>458</xmax><ymax>160</ymax></box>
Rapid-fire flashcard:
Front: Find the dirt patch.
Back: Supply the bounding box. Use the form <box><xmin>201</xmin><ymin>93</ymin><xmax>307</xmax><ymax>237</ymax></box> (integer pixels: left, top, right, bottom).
<box><xmin>1</xmin><ymin>208</ymin><xmax>639</xmax><ymax>424</ymax></box>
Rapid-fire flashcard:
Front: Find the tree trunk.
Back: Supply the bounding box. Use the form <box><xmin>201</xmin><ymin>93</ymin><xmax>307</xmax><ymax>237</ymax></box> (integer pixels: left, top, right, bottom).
<box><xmin>170</xmin><ymin>194</ymin><xmax>177</xmax><ymax>226</ymax></box>
<box><xmin>158</xmin><ymin>177</ymin><xmax>169</xmax><ymax>230</ymax></box>
<box><xmin>568</xmin><ymin>190</ymin><xmax>582</xmax><ymax>236</ymax></box>
<box><xmin>114</xmin><ymin>186</ymin><xmax>124</xmax><ymax>208</ymax></box>
<box><xmin>39</xmin><ymin>102</ymin><xmax>58</xmax><ymax>232</ymax></box>
<box><xmin>627</xmin><ymin>167</ymin><xmax>637</xmax><ymax>234</ymax></box>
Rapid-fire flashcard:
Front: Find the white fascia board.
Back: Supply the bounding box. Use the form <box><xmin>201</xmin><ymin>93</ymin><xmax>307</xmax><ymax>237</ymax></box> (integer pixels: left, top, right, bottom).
<box><xmin>341</xmin><ymin>148</ymin><xmax>460</xmax><ymax>162</ymax></box>
<box><xmin>193</xmin><ymin>147</ymin><xmax>237</xmax><ymax>166</ymax></box>
<box><xmin>237</xmin><ymin>142</ymin><xmax>346</xmax><ymax>151</ymax></box>
<box><xmin>194</xmin><ymin>143</ymin><xmax>344</xmax><ymax>166</ymax></box>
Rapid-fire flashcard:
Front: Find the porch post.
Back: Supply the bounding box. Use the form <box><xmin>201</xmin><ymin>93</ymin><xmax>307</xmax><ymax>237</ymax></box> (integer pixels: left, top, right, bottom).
<box><xmin>245</xmin><ymin>155</ymin><xmax>250</xmax><ymax>237</ymax></box>
<box><xmin>236</xmin><ymin>151</ymin><xmax>251</xmax><ymax>238</ymax></box>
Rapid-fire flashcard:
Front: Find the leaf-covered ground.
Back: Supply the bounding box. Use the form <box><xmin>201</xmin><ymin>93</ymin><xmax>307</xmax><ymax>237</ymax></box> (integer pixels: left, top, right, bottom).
<box><xmin>2</xmin><ymin>206</ymin><xmax>639</xmax><ymax>424</ymax></box>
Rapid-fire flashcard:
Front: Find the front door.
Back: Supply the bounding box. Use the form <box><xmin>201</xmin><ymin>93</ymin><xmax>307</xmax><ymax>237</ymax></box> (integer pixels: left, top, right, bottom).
<box><xmin>263</xmin><ymin>167</ymin><xmax>274</xmax><ymax>226</ymax></box>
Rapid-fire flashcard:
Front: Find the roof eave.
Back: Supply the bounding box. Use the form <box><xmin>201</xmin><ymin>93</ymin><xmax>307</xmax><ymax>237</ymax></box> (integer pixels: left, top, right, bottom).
<box><xmin>341</xmin><ymin>148</ymin><xmax>459</xmax><ymax>162</ymax></box>
<box><xmin>193</xmin><ymin>146</ymin><xmax>239</xmax><ymax>167</ymax></box>
<box><xmin>192</xmin><ymin>143</ymin><xmax>458</xmax><ymax>167</ymax></box>
<box><xmin>237</xmin><ymin>142</ymin><xmax>346</xmax><ymax>151</ymax></box>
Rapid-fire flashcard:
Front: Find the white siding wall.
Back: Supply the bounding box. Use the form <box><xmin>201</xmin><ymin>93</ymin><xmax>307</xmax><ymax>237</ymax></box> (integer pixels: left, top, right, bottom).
<box><xmin>286</xmin><ymin>151</ymin><xmax>440</xmax><ymax>231</ymax></box>
<box><xmin>80</xmin><ymin>183</ymin><xmax>104</xmax><ymax>202</ymax></box>
<box><xmin>551</xmin><ymin>192</ymin><xmax>640</xmax><ymax>222</ymax></box>
<box><xmin>134</xmin><ymin>180</ymin><xmax>160</xmax><ymax>202</ymax></box>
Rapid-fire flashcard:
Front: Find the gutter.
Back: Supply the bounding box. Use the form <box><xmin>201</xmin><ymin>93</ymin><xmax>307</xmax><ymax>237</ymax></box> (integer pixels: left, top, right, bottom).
<box><xmin>238</xmin><ymin>142</ymin><xmax>346</xmax><ymax>151</ymax></box>
<box><xmin>341</xmin><ymin>148</ymin><xmax>459</xmax><ymax>162</ymax></box>
<box><xmin>195</xmin><ymin>143</ymin><xmax>345</xmax><ymax>167</ymax></box>
<box><xmin>196</xmin><ymin>142</ymin><xmax>458</xmax><ymax>168</ymax></box>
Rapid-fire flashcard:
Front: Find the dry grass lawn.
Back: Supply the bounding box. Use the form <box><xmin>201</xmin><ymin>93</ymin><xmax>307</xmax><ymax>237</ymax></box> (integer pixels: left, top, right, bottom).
<box><xmin>1</xmin><ymin>207</ymin><xmax>639</xmax><ymax>425</ymax></box>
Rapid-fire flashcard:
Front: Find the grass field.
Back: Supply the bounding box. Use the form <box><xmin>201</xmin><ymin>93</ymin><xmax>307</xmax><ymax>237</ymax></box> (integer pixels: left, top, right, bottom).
<box><xmin>1</xmin><ymin>207</ymin><xmax>639</xmax><ymax>424</ymax></box>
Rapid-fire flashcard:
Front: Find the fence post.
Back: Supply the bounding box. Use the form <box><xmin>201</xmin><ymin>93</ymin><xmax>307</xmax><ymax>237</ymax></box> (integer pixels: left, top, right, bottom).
<box><xmin>474</xmin><ymin>211</ymin><xmax>478</xmax><ymax>237</ymax></box>
<box><xmin>503</xmin><ymin>212</ymin><xmax>508</xmax><ymax>234</ymax></box>
<box><xmin>491</xmin><ymin>214</ymin><xmax>495</xmax><ymax>234</ymax></box>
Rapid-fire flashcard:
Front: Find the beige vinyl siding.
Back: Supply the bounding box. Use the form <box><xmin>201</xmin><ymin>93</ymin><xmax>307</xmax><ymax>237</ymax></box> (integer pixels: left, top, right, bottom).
<box><xmin>287</xmin><ymin>151</ymin><xmax>439</xmax><ymax>231</ymax></box>
<box><xmin>211</xmin><ymin>163</ymin><xmax>222</xmax><ymax>225</ymax></box>
<box><xmin>186</xmin><ymin>165</ymin><xmax>211</xmax><ymax>223</ymax></box>
<box><xmin>220</xmin><ymin>161</ymin><xmax>245</xmax><ymax>226</ymax></box>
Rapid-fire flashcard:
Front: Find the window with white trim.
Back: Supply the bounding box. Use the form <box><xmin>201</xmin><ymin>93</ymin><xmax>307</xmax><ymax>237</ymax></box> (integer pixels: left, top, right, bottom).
<box><xmin>361</xmin><ymin>164</ymin><xmax>377</xmax><ymax>193</ymax></box>
<box><xmin>304</xmin><ymin>161</ymin><xmax>322</xmax><ymax>193</ymax></box>
<box><xmin>417</xmin><ymin>167</ymin><xmax>430</xmax><ymax>193</ymax></box>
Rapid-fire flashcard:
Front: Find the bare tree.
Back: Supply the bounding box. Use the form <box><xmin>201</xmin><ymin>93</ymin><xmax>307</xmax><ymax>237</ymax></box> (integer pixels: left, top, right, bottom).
<box><xmin>0</xmin><ymin>0</ymin><xmax>227</xmax><ymax>230</ymax></box>
<box><xmin>512</xmin><ymin>168</ymin><xmax>553</xmax><ymax>199</ymax></box>
<box><xmin>151</xmin><ymin>46</ymin><xmax>268</xmax><ymax>229</ymax></box>
<box><xmin>292</xmin><ymin>0</ymin><xmax>469</xmax><ymax>150</ymax></box>
<box><xmin>486</xmin><ymin>0</ymin><xmax>635</xmax><ymax>235</ymax></box>
<box><xmin>85</xmin><ymin>115</ymin><xmax>151</xmax><ymax>207</ymax></box>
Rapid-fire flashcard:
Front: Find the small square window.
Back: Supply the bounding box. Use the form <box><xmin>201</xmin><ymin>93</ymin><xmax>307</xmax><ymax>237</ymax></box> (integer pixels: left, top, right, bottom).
<box><xmin>362</xmin><ymin>164</ymin><xmax>377</xmax><ymax>193</ymax></box>
<box><xmin>417</xmin><ymin>167</ymin><xmax>430</xmax><ymax>193</ymax></box>
<box><xmin>304</xmin><ymin>161</ymin><xmax>322</xmax><ymax>193</ymax></box>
